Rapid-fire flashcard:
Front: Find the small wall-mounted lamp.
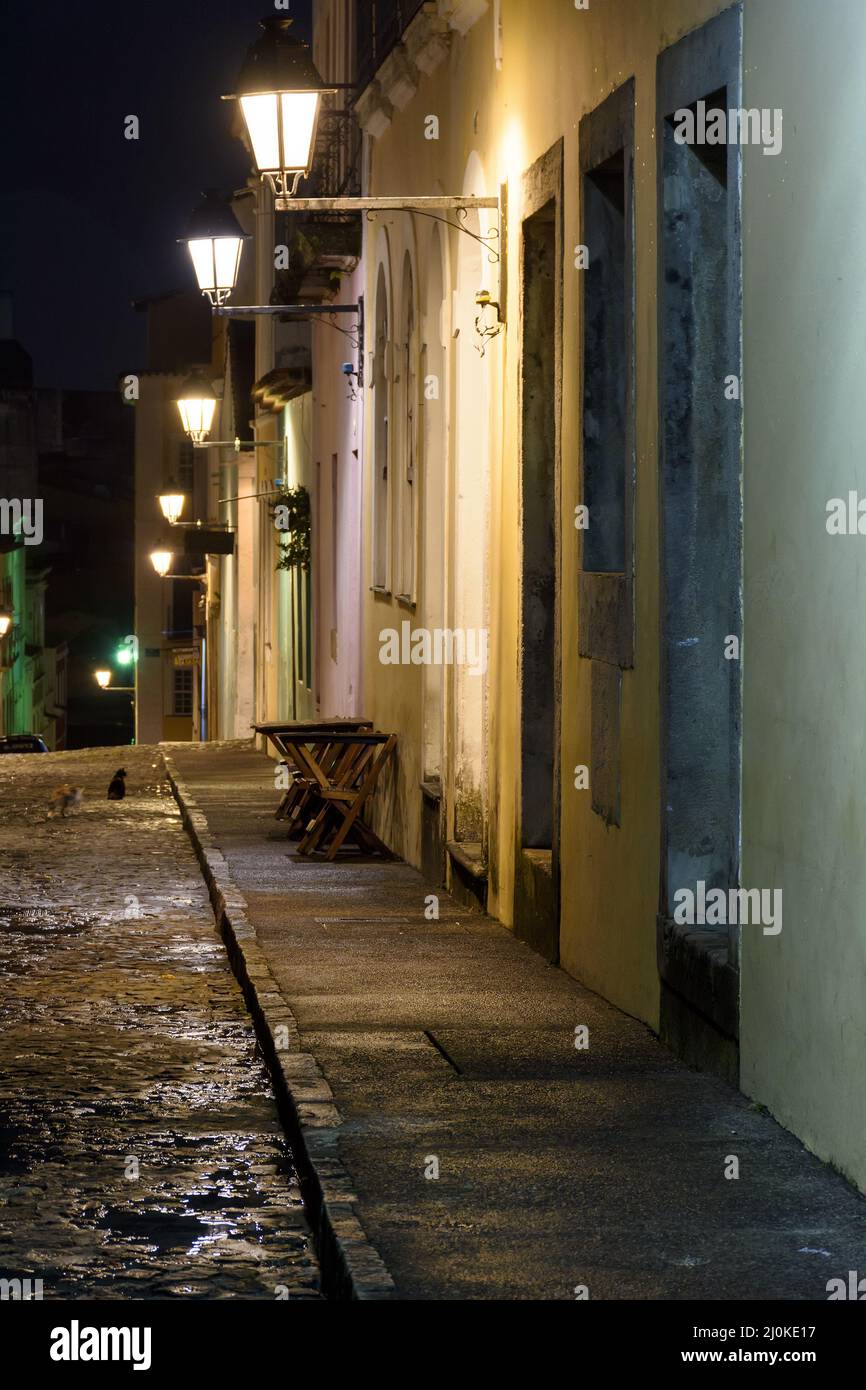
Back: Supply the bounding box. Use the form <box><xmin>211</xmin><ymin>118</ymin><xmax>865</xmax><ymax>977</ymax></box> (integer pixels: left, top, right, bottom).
<box><xmin>341</xmin><ymin>361</ymin><xmax>359</xmax><ymax>401</ymax></box>
<box><xmin>474</xmin><ymin>289</ymin><xmax>502</xmax><ymax>356</ymax></box>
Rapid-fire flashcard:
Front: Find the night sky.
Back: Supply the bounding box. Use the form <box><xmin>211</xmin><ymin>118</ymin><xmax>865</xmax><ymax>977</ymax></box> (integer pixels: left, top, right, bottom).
<box><xmin>0</xmin><ymin>0</ymin><xmax>312</xmax><ymax>390</ymax></box>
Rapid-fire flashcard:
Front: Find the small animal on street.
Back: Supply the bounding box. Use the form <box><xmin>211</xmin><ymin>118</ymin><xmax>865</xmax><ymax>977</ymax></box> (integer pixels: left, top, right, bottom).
<box><xmin>107</xmin><ymin>768</ymin><xmax>127</xmax><ymax>800</ymax></box>
<box><xmin>50</xmin><ymin>785</ymin><xmax>83</xmax><ymax>817</ymax></box>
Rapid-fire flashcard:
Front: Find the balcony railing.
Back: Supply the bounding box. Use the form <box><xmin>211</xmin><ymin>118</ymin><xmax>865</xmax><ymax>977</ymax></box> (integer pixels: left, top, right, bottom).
<box><xmin>308</xmin><ymin>92</ymin><xmax>362</xmax><ymax>199</ymax></box>
<box><xmin>357</xmin><ymin>0</ymin><xmax>429</xmax><ymax>93</ymax></box>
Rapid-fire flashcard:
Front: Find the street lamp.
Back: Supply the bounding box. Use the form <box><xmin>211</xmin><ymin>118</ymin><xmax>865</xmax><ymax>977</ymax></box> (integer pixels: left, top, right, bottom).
<box><xmin>174</xmin><ymin>376</ymin><xmax>281</xmax><ymax>455</ymax></box>
<box><xmin>176</xmin><ymin>372</ymin><xmax>217</xmax><ymax>444</ymax></box>
<box><xmin>158</xmin><ymin>488</ymin><xmax>187</xmax><ymax>525</ymax></box>
<box><xmin>180</xmin><ymin>190</ymin><xmax>250</xmax><ymax>307</ymax></box>
<box><xmin>150</xmin><ymin>548</ymin><xmax>175</xmax><ymax>578</ymax></box>
<box><xmin>0</xmin><ymin>610</ymin><xmax>12</xmax><ymax>638</ymax></box>
<box><xmin>95</xmin><ymin>668</ymin><xmax>134</xmax><ymax>693</ymax></box>
<box><xmin>149</xmin><ymin>548</ymin><xmax>207</xmax><ymax>580</ymax></box>
<box><xmin>224</xmin><ymin>17</ymin><xmax>336</xmax><ymax>198</ymax></box>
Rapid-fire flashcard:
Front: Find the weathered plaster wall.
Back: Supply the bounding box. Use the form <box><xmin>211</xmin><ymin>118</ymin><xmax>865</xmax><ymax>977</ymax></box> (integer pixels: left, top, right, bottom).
<box><xmin>362</xmin><ymin>0</ymin><xmax>729</xmax><ymax>1025</ymax></box>
<box><xmin>740</xmin><ymin>0</ymin><xmax>866</xmax><ymax>1192</ymax></box>
<box><xmin>360</xmin><ymin>213</ymin><xmax>448</xmax><ymax>868</ymax></box>
<box><xmin>534</xmin><ymin>0</ymin><xmax>731</xmax><ymax>1030</ymax></box>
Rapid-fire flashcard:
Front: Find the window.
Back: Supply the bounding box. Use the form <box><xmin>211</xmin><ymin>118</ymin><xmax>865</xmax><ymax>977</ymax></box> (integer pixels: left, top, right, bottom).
<box><xmin>331</xmin><ymin>452</ymin><xmax>339</xmax><ymax>634</ymax></box>
<box><xmin>173</xmin><ymin>667</ymin><xmax>193</xmax><ymax>717</ymax></box>
<box><xmin>579</xmin><ymin>79</ymin><xmax>635</xmax><ymax>594</ymax></box>
<box><xmin>178</xmin><ymin>438</ymin><xmax>195</xmax><ymax>491</ymax></box>
<box><xmin>295</xmin><ymin>565</ymin><xmax>313</xmax><ymax>693</ymax></box>
<box><xmin>168</xmin><ymin>579</ymin><xmax>193</xmax><ymax>637</ymax></box>
<box><xmin>372</xmin><ymin>261</ymin><xmax>391</xmax><ymax>590</ymax></box>
<box><xmin>422</xmin><ymin>227</ymin><xmax>447</xmax><ymax>784</ymax></box>
<box><xmin>578</xmin><ymin>82</ymin><xmax>636</xmax><ymax>830</ymax></box>
<box><xmin>396</xmin><ymin>252</ymin><xmax>418</xmax><ymax>601</ymax></box>
<box><xmin>521</xmin><ymin>196</ymin><xmax>558</xmax><ymax>850</ymax></box>
<box><xmin>582</xmin><ymin>150</ymin><xmax>628</xmax><ymax>574</ymax></box>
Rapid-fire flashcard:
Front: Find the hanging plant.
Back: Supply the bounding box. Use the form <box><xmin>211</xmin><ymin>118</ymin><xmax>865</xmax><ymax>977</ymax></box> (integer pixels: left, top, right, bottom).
<box><xmin>271</xmin><ymin>485</ymin><xmax>312</xmax><ymax>573</ymax></box>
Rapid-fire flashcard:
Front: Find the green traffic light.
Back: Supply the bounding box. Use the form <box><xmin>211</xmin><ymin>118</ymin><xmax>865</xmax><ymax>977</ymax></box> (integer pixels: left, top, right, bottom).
<box><xmin>116</xmin><ymin>636</ymin><xmax>138</xmax><ymax>666</ymax></box>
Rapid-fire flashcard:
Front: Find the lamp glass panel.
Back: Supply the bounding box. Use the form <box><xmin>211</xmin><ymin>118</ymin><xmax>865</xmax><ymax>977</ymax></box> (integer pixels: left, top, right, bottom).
<box><xmin>213</xmin><ymin>237</ymin><xmax>243</xmax><ymax>292</ymax></box>
<box><xmin>159</xmin><ymin>493</ymin><xmax>186</xmax><ymax>525</ymax></box>
<box><xmin>150</xmin><ymin>550</ymin><xmax>173</xmax><ymax>578</ymax></box>
<box><xmin>240</xmin><ymin>93</ymin><xmax>281</xmax><ymax>172</ymax></box>
<box><xmin>177</xmin><ymin>396</ymin><xmax>216</xmax><ymax>441</ymax></box>
<box><xmin>280</xmin><ymin>91</ymin><xmax>319</xmax><ymax>170</ymax></box>
<box><xmin>188</xmin><ymin>238</ymin><xmax>217</xmax><ymax>293</ymax></box>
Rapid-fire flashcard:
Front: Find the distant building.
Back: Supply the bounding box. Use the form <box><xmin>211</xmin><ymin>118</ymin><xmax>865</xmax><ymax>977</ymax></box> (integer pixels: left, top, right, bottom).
<box><xmin>37</xmin><ymin>387</ymin><xmax>134</xmax><ymax>747</ymax></box>
<box><xmin>0</xmin><ymin>332</ymin><xmax>65</xmax><ymax>746</ymax></box>
<box><xmin>132</xmin><ymin>289</ymin><xmax>215</xmax><ymax>743</ymax></box>
<box><xmin>0</xmin><ymin>297</ymin><xmax>134</xmax><ymax>750</ymax></box>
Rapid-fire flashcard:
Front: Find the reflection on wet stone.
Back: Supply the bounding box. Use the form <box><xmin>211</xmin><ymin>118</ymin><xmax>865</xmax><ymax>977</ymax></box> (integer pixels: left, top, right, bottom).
<box><xmin>0</xmin><ymin>748</ymin><xmax>320</xmax><ymax>1300</ymax></box>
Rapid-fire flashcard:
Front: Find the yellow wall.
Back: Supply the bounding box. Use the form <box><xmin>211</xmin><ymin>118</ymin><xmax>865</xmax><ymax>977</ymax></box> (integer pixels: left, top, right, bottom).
<box><xmin>361</xmin><ymin>0</ymin><xmax>730</xmax><ymax>1027</ymax></box>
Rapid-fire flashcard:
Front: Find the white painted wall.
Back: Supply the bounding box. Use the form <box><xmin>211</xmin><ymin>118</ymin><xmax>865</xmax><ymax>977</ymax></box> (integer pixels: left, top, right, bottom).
<box><xmin>310</xmin><ymin>265</ymin><xmax>365</xmax><ymax>718</ymax></box>
<box><xmin>740</xmin><ymin>0</ymin><xmax>866</xmax><ymax>1193</ymax></box>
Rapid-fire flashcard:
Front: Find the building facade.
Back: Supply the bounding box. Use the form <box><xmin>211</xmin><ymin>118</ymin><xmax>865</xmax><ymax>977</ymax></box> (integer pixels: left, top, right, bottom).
<box><xmin>133</xmin><ymin>290</ymin><xmax>216</xmax><ymax>744</ymax></box>
<box><xmin>313</xmin><ymin>0</ymin><xmax>866</xmax><ymax>1197</ymax></box>
<box><xmin>0</xmin><ymin>332</ymin><xmax>66</xmax><ymax>748</ymax></box>
<box><xmin>131</xmin><ymin>0</ymin><xmax>866</xmax><ymax>1199</ymax></box>
<box><xmin>38</xmin><ymin>387</ymin><xmax>134</xmax><ymax>748</ymax></box>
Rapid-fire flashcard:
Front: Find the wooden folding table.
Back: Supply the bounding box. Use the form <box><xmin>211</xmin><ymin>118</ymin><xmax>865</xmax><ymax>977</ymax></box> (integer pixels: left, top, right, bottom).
<box><xmin>254</xmin><ymin>719</ymin><xmax>373</xmax><ymax>824</ymax></box>
<box><xmin>254</xmin><ymin>720</ymin><xmax>395</xmax><ymax>858</ymax></box>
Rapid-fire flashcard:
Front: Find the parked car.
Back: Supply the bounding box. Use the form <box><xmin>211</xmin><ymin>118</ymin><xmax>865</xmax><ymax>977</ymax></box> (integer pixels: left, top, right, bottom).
<box><xmin>0</xmin><ymin>734</ymin><xmax>49</xmax><ymax>754</ymax></box>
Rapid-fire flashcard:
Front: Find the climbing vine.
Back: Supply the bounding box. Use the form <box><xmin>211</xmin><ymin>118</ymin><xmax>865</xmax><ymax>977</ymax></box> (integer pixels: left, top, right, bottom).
<box><xmin>271</xmin><ymin>485</ymin><xmax>312</xmax><ymax>573</ymax></box>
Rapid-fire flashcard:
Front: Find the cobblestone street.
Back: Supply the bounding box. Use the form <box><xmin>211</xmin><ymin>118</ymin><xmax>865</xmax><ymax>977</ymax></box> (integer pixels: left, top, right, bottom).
<box><xmin>0</xmin><ymin>747</ymin><xmax>320</xmax><ymax>1300</ymax></box>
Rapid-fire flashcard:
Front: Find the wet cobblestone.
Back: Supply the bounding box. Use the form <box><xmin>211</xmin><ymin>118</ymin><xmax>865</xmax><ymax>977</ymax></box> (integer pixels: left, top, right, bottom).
<box><xmin>0</xmin><ymin>747</ymin><xmax>320</xmax><ymax>1300</ymax></box>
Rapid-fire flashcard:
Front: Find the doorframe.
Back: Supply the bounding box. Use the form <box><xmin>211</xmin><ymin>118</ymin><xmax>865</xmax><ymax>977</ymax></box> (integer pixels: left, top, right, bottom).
<box><xmin>577</xmin><ymin>78</ymin><xmax>637</xmax><ymax>849</ymax></box>
<box><xmin>514</xmin><ymin>138</ymin><xmax>564</xmax><ymax>963</ymax></box>
<box><xmin>656</xmin><ymin>3</ymin><xmax>744</xmax><ymax>1080</ymax></box>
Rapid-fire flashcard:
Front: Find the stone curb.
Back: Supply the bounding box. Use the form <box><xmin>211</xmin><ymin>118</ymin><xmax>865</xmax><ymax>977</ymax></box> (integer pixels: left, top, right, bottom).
<box><xmin>162</xmin><ymin>751</ymin><xmax>395</xmax><ymax>1302</ymax></box>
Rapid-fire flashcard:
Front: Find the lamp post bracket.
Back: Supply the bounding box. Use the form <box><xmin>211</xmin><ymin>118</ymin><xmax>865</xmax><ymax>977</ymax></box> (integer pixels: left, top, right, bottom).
<box><xmin>214</xmin><ymin>304</ymin><xmax>360</xmax><ymax>318</ymax></box>
<box><xmin>271</xmin><ymin>198</ymin><xmax>502</xmax><ymax>264</ymax></box>
<box><xmin>274</xmin><ymin>195</ymin><xmax>498</xmax><ymax>212</ymax></box>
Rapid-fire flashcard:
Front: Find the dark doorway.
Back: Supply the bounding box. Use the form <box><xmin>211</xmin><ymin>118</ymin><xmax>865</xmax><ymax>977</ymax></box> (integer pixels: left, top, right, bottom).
<box><xmin>578</xmin><ymin>80</ymin><xmax>636</xmax><ymax>835</ymax></box>
<box><xmin>521</xmin><ymin>199</ymin><xmax>557</xmax><ymax>851</ymax></box>
<box><xmin>514</xmin><ymin>139</ymin><xmax>562</xmax><ymax>965</ymax></box>
<box><xmin>583</xmin><ymin>150</ymin><xmax>628</xmax><ymax>577</ymax></box>
<box><xmin>657</xmin><ymin>6</ymin><xmax>743</xmax><ymax>1077</ymax></box>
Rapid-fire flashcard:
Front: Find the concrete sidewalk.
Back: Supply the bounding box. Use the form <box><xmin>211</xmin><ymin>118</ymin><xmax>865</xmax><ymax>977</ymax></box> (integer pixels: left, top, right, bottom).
<box><xmin>166</xmin><ymin>741</ymin><xmax>866</xmax><ymax>1301</ymax></box>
